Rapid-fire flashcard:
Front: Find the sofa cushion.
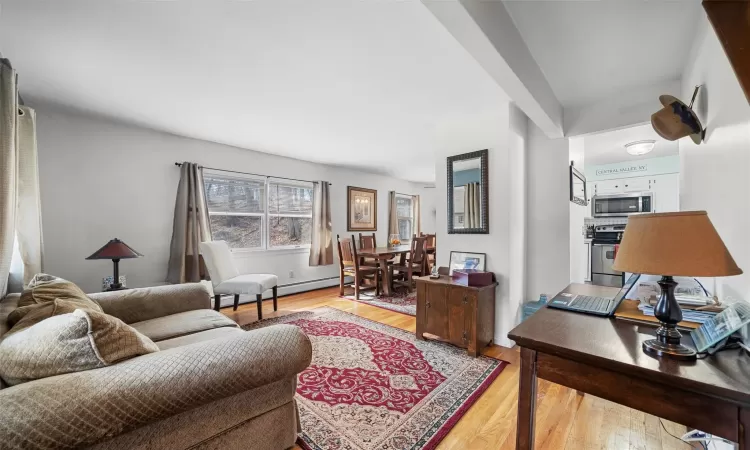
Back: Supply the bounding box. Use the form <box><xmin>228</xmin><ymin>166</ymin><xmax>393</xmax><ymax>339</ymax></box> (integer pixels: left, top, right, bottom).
<box><xmin>155</xmin><ymin>326</ymin><xmax>246</xmax><ymax>350</ymax></box>
<box><xmin>0</xmin><ymin>309</ymin><xmax>158</xmax><ymax>386</ymax></box>
<box><xmin>8</xmin><ymin>274</ymin><xmax>101</xmax><ymax>331</ymax></box>
<box><xmin>130</xmin><ymin>309</ymin><xmax>238</xmax><ymax>342</ymax></box>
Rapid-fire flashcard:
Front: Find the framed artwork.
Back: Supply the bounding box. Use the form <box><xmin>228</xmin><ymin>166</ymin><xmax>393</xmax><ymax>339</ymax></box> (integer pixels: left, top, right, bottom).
<box><xmin>448</xmin><ymin>251</ymin><xmax>486</xmax><ymax>275</ymax></box>
<box><xmin>347</xmin><ymin>186</ymin><xmax>377</xmax><ymax>231</ymax></box>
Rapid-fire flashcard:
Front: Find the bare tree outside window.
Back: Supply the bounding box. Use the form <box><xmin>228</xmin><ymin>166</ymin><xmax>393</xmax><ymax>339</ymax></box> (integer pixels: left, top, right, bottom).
<box><xmin>204</xmin><ymin>172</ymin><xmax>313</xmax><ymax>250</ymax></box>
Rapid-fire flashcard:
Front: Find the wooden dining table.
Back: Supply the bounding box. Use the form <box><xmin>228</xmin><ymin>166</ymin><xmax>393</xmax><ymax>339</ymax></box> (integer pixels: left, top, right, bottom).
<box><xmin>358</xmin><ymin>245</ymin><xmax>411</xmax><ymax>296</ymax></box>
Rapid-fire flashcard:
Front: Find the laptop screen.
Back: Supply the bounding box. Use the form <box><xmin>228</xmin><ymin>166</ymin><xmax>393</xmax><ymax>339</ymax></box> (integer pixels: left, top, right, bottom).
<box><xmin>613</xmin><ymin>273</ymin><xmax>641</xmax><ymax>304</ymax></box>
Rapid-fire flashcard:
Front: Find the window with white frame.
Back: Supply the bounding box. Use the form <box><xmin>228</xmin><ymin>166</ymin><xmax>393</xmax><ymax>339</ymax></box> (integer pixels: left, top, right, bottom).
<box><xmin>268</xmin><ymin>181</ymin><xmax>313</xmax><ymax>249</ymax></box>
<box><xmin>204</xmin><ymin>172</ymin><xmax>313</xmax><ymax>250</ymax></box>
<box><xmin>396</xmin><ymin>194</ymin><xmax>414</xmax><ymax>242</ymax></box>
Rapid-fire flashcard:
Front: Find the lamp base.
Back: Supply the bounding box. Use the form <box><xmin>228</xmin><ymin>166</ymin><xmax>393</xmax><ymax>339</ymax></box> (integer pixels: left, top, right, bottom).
<box><xmin>643</xmin><ymin>338</ymin><xmax>696</xmax><ymax>360</ymax></box>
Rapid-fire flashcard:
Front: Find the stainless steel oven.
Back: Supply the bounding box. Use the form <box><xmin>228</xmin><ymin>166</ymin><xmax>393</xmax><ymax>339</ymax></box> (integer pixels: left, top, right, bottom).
<box><xmin>591</xmin><ymin>192</ymin><xmax>653</xmax><ymax>217</ymax></box>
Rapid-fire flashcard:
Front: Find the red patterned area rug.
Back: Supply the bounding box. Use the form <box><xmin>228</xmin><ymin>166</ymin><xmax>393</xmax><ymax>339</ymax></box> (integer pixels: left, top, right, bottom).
<box><xmin>340</xmin><ymin>289</ymin><xmax>417</xmax><ymax>316</ymax></box>
<box><xmin>243</xmin><ymin>307</ymin><xmax>508</xmax><ymax>450</ymax></box>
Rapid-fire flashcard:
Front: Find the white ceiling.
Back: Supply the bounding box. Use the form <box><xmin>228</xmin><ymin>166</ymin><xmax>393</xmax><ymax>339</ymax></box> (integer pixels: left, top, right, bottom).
<box><xmin>583</xmin><ymin>123</ymin><xmax>679</xmax><ymax>167</ymax></box>
<box><xmin>0</xmin><ymin>1</ymin><xmax>509</xmax><ymax>183</ymax></box>
<box><xmin>503</xmin><ymin>0</ymin><xmax>702</xmax><ymax>107</ymax></box>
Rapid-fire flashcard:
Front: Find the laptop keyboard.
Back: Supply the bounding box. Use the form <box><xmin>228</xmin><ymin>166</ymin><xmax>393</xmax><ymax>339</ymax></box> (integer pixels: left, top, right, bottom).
<box><xmin>568</xmin><ymin>295</ymin><xmax>612</xmax><ymax>313</ymax></box>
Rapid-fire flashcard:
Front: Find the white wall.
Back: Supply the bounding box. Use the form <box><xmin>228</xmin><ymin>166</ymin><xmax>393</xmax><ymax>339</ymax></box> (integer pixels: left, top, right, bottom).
<box><xmin>33</xmin><ymin>103</ymin><xmax>426</xmax><ymax>297</ymax></box>
<box><xmin>569</xmin><ymin>136</ymin><xmax>587</xmax><ymax>283</ymax></box>
<box><xmin>679</xmin><ymin>15</ymin><xmax>750</xmax><ymax>303</ymax></box>
<box><xmin>505</xmin><ymin>105</ymin><xmax>528</xmax><ymax>345</ymax></box>
<box><xmin>526</xmin><ymin>122</ymin><xmax>570</xmax><ymax>301</ymax></box>
<box><xmin>419</xmin><ymin>186</ymin><xmax>437</xmax><ymax>234</ymax></box>
<box><xmin>434</xmin><ymin>104</ymin><xmax>526</xmax><ymax>347</ymax></box>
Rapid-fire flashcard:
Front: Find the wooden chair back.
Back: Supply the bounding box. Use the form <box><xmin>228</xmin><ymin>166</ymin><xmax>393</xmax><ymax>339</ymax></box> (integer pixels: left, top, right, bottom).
<box><xmin>337</xmin><ymin>234</ymin><xmax>357</xmax><ymax>268</ymax></box>
<box><xmin>359</xmin><ymin>233</ymin><xmax>377</xmax><ymax>250</ymax></box>
<box><xmin>410</xmin><ymin>235</ymin><xmax>428</xmax><ymax>265</ymax></box>
<box><xmin>423</xmin><ymin>233</ymin><xmax>436</xmax><ymax>249</ymax></box>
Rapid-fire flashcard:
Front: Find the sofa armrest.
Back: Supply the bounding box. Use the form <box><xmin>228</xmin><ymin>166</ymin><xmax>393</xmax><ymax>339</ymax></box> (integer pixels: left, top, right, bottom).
<box><xmin>0</xmin><ymin>324</ymin><xmax>312</xmax><ymax>449</ymax></box>
<box><xmin>88</xmin><ymin>283</ymin><xmax>211</xmax><ymax>324</ymax></box>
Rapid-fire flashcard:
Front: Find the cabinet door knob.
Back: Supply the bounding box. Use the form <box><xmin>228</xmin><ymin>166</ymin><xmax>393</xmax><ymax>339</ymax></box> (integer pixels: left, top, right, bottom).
<box><xmin>426</xmin><ymin>301</ymin><xmax>431</xmax><ymax>308</ymax></box>
<box><xmin>462</xmin><ymin>295</ymin><xmax>468</xmax><ymax>304</ymax></box>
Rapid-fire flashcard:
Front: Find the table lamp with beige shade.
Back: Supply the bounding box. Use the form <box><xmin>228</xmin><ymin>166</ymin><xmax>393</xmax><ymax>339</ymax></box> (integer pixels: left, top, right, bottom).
<box><xmin>613</xmin><ymin>211</ymin><xmax>742</xmax><ymax>360</ymax></box>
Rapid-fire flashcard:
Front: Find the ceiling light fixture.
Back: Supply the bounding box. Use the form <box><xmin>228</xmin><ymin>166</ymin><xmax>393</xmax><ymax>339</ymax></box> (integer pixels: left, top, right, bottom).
<box><xmin>625</xmin><ymin>140</ymin><xmax>656</xmax><ymax>156</ymax></box>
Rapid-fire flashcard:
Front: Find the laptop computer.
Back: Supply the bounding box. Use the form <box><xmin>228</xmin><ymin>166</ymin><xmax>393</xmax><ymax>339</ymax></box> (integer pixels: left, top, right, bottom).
<box><xmin>547</xmin><ymin>274</ymin><xmax>641</xmax><ymax>317</ymax></box>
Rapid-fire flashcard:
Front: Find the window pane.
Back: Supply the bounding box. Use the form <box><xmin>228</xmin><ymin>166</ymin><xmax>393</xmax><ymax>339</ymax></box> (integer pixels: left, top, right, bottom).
<box><xmin>396</xmin><ymin>195</ymin><xmax>413</xmax><ymax>218</ymax></box>
<box><xmin>398</xmin><ymin>218</ymin><xmax>412</xmax><ymax>242</ymax></box>
<box><xmin>269</xmin><ymin>217</ymin><xmax>312</xmax><ymax>247</ymax></box>
<box><xmin>268</xmin><ymin>183</ymin><xmax>313</xmax><ymax>215</ymax></box>
<box><xmin>209</xmin><ymin>215</ymin><xmax>262</xmax><ymax>249</ymax></box>
<box><xmin>204</xmin><ymin>175</ymin><xmax>265</xmax><ymax>213</ymax></box>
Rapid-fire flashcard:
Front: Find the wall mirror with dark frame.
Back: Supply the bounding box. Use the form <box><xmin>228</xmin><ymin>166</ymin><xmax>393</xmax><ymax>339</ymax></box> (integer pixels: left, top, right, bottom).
<box><xmin>447</xmin><ymin>149</ymin><xmax>489</xmax><ymax>234</ymax></box>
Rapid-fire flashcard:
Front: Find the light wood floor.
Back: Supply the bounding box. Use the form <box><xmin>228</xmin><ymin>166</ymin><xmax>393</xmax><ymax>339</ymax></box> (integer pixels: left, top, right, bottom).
<box><xmin>222</xmin><ymin>287</ymin><xmax>695</xmax><ymax>450</ymax></box>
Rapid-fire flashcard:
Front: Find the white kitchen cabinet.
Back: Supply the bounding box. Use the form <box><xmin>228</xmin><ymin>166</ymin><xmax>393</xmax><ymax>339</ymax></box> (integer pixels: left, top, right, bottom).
<box><xmin>650</xmin><ymin>173</ymin><xmax>680</xmax><ymax>212</ymax></box>
<box><xmin>584</xmin><ymin>241</ymin><xmax>592</xmax><ymax>282</ymax></box>
<box><xmin>621</xmin><ymin>178</ymin><xmax>651</xmax><ymax>193</ymax></box>
<box><xmin>592</xmin><ymin>179</ymin><xmax>623</xmax><ymax>195</ymax></box>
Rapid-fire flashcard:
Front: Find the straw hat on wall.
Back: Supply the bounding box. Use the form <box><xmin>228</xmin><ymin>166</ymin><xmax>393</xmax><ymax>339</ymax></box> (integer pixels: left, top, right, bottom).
<box><xmin>650</xmin><ymin>89</ymin><xmax>704</xmax><ymax>144</ymax></box>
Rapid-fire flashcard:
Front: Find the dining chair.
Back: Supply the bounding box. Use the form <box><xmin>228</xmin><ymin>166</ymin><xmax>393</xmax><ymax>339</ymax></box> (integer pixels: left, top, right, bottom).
<box><xmin>421</xmin><ymin>233</ymin><xmax>437</xmax><ymax>273</ymax></box>
<box><xmin>337</xmin><ymin>234</ymin><xmax>380</xmax><ymax>299</ymax></box>
<box><xmin>358</xmin><ymin>233</ymin><xmax>379</xmax><ymax>267</ymax></box>
<box><xmin>391</xmin><ymin>235</ymin><xmax>428</xmax><ymax>291</ymax></box>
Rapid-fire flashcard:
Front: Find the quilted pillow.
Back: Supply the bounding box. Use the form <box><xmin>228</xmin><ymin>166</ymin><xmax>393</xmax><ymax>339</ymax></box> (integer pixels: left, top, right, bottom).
<box><xmin>0</xmin><ymin>309</ymin><xmax>159</xmax><ymax>386</ymax></box>
<box><xmin>7</xmin><ymin>273</ymin><xmax>102</xmax><ymax>331</ymax></box>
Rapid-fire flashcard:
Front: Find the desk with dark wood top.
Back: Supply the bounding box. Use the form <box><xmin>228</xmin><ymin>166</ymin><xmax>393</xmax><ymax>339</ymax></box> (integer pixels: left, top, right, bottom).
<box><xmin>508</xmin><ymin>283</ymin><xmax>750</xmax><ymax>450</ymax></box>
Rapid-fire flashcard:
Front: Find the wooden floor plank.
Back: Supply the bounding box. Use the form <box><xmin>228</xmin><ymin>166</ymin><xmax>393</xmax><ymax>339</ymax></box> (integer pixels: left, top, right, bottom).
<box><xmin>225</xmin><ymin>287</ymin><xmax>691</xmax><ymax>449</ymax></box>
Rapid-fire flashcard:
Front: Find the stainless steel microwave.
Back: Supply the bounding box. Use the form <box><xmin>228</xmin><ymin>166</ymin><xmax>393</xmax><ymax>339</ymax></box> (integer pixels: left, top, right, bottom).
<box><xmin>591</xmin><ymin>192</ymin><xmax>653</xmax><ymax>217</ymax></box>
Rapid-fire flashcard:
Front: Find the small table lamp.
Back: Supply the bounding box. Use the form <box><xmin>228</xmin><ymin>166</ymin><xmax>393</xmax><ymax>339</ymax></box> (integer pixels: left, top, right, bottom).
<box><xmin>613</xmin><ymin>211</ymin><xmax>742</xmax><ymax>360</ymax></box>
<box><xmin>86</xmin><ymin>238</ymin><xmax>144</xmax><ymax>291</ymax></box>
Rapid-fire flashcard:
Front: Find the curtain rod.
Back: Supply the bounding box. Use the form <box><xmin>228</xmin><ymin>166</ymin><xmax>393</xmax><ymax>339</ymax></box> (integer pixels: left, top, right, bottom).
<box><xmin>174</xmin><ymin>162</ymin><xmax>330</xmax><ymax>185</ymax></box>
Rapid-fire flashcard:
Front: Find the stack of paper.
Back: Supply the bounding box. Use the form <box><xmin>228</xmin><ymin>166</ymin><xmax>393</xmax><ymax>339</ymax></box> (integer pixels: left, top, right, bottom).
<box><xmin>638</xmin><ymin>304</ymin><xmax>717</xmax><ymax>324</ymax></box>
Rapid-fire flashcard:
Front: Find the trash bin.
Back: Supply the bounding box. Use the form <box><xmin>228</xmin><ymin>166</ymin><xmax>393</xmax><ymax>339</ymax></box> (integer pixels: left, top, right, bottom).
<box><xmin>522</xmin><ymin>294</ymin><xmax>548</xmax><ymax>321</ymax></box>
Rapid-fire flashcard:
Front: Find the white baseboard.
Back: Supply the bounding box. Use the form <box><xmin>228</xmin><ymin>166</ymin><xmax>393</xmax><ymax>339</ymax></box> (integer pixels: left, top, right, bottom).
<box><xmin>216</xmin><ymin>276</ymin><xmax>342</xmax><ymax>308</ymax></box>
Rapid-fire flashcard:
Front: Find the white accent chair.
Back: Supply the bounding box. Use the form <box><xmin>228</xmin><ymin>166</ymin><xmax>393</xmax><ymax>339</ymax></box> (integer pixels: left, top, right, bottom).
<box><xmin>199</xmin><ymin>241</ymin><xmax>278</xmax><ymax>320</ymax></box>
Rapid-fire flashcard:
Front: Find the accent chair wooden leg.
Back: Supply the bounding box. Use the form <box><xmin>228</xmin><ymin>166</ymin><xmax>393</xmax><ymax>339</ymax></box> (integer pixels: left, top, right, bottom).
<box><xmin>214</xmin><ymin>294</ymin><xmax>221</xmax><ymax>311</ymax></box>
<box><xmin>233</xmin><ymin>294</ymin><xmax>240</xmax><ymax>311</ymax></box>
<box><xmin>516</xmin><ymin>347</ymin><xmax>538</xmax><ymax>450</ymax></box>
<box><xmin>272</xmin><ymin>286</ymin><xmax>278</xmax><ymax>311</ymax></box>
<box><xmin>256</xmin><ymin>294</ymin><xmax>263</xmax><ymax>320</ymax></box>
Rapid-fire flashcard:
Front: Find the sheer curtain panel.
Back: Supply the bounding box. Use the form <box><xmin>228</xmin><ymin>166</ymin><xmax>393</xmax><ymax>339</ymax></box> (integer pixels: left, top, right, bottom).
<box><xmin>0</xmin><ymin>59</ymin><xmax>18</xmax><ymax>297</ymax></box>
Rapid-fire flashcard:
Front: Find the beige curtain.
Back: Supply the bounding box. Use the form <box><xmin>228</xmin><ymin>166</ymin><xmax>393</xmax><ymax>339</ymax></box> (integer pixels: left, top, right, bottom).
<box><xmin>309</xmin><ymin>181</ymin><xmax>333</xmax><ymax>266</ymax></box>
<box><xmin>0</xmin><ymin>59</ymin><xmax>18</xmax><ymax>297</ymax></box>
<box><xmin>465</xmin><ymin>182</ymin><xmax>481</xmax><ymax>228</ymax></box>
<box><xmin>413</xmin><ymin>194</ymin><xmax>421</xmax><ymax>236</ymax></box>
<box><xmin>387</xmin><ymin>191</ymin><xmax>398</xmax><ymax>236</ymax></box>
<box><xmin>166</xmin><ymin>162</ymin><xmax>211</xmax><ymax>284</ymax></box>
<box><xmin>16</xmin><ymin>106</ymin><xmax>43</xmax><ymax>285</ymax></box>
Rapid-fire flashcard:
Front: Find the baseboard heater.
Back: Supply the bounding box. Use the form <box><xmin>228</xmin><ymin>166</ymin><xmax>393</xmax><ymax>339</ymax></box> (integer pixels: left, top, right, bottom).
<box><xmin>218</xmin><ymin>276</ymin><xmax>344</xmax><ymax>308</ymax></box>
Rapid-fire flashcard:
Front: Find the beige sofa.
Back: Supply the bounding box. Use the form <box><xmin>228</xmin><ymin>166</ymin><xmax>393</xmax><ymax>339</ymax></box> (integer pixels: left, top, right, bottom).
<box><xmin>0</xmin><ymin>283</ymin><xmax>312</xmax><ymax>450</ymax></box>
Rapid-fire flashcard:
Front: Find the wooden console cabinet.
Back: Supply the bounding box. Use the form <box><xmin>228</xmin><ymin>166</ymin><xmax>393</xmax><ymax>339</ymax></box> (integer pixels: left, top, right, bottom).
<box><xmin>415</xmin><ymin>275</ymin><xmax>497</xmax><ymax>356</ymax></box>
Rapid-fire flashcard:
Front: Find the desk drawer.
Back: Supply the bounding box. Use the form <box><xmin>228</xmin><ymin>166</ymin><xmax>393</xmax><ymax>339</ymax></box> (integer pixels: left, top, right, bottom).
<box><xmin>535</xmin><ymin>352</ymin><xmax>739</xmax><ymax>442</ymax></box>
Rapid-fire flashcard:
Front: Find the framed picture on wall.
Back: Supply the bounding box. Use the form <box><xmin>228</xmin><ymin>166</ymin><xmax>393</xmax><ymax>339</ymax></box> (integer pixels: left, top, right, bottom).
<box><xmin>448</xmin><ymin>251</ymin><xmax>486</xmax><ymax>275</ymax></box>
<box><xmin>347</xmin><ymin>186</ymin><xmax>377</xmax><ymax>231</ymax></box>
